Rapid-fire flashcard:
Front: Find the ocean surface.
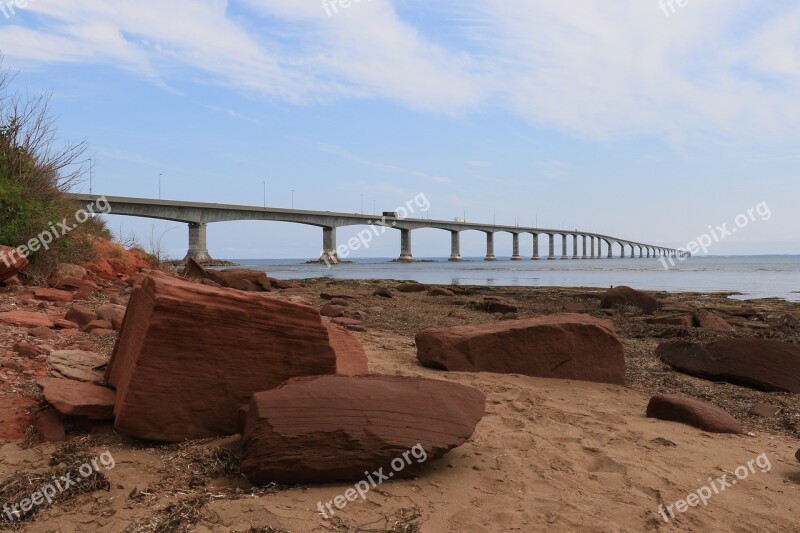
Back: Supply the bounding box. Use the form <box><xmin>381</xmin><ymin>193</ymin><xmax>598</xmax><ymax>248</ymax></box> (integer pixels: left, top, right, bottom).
<box><xmin>229</xmin><ymin>255</ymin><xmax>800</xmax><ymax>302</ymax></box>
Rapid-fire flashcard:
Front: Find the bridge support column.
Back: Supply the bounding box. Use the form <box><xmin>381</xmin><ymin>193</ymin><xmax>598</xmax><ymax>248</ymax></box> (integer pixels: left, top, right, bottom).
<box><xmin>449</xmin><ymin>231</ymin><xmax>462</xmax><ymax>261</ymax></box>
<box><xmin>548</xmin><ymin>234</ymin><xmax>556</xmax><ymax>260</ymax></box>
<box><xmin>607</xmin><ymin>241</ymin><xmax>613</xmax><ymax>259</ymax></box>
<box><xmin>572</xmin><ymin>235</ymin><xmax>579</xmax><ymax>259</ymax></box>
<box><xmin>184</xmin><ymin>222</ymin><xmax>212</xmax><ymax>263</ymax></box>
<box><xmin>511</xmin><ymin>233</ymin><xmax>521</xmax><ymax>260</ymax></box>
<box><xmin>561</xmin><ymin>234</ymin><xmax>568</xmax><ymax>259</ymax></box>
<box><xmin>590</xmin><ymin>237</ymin><xmax>596</xmax><ymax>259</ymax></box>
<box><xmin>620</xmin><ymin>244</ymin><xmax>626</xmax><ymax>259</ymax></box>
<box><xmin>321</xmin><ymin>227</ymin><xmax>339</xmax><ymax>264</ymax></box>
<box><xmin>582</xmin><ymin>235</ymin><xmax>588</xmax><ymax>259</ymax></box>
<box><xmin>532</xmin><ymin>234</ymin><xmax>540</xmax><ymax>260</ymax></box>
<box><xmin>639</xmin><ymin>246</ymin><xmax>644</xmax><ymax>258</ymax></box>
<box><xmin>398</xmin><ymin>229</ymin><xmax>413</xmax><ymax>262</ymax></box>
<box><xmin>597</xmin><ymin>238</ymin><xmax>602</xmax><ymax>259</ymax></box>
<box><xmin>485</xmin><ymin>233</ymin><xmax>496</xmax><ymax>261</ymax></box>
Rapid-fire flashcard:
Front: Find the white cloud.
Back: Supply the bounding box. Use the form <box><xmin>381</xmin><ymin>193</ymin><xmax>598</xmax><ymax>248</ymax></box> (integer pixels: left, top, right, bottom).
<box><xmin>2</xmin><ymin>1</ymin><xmax>800</xmax><ymax>143</ymax></box>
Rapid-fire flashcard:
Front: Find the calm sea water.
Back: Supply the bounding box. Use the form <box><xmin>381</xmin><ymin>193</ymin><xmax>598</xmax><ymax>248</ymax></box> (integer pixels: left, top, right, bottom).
<box><xmin>230</xmin><ymin>256</ymin><xmax>800</xmax><ymax>302</ymax></box>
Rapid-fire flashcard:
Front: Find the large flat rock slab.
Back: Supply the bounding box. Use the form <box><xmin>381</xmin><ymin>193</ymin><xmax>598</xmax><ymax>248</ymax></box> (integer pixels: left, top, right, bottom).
<box><xmin>241</xmin><ymin>375</ymin><xmax>486</xmax><ymax>485</ymax></box>
<box><xmin>657</xmin><ymin>339</ymin><xmax>800</xmax><ymax>393</ymax></box>
<box><xmin>48</xmin><ymin>350</ymin><xmax>107</xmax><ymax>383</ymax></box>
<box><xmin>0</xmin><ymin>311</ymin><xmax>55</xmax><ymax>329</ymax></box>
<box><xmin>107</xmin><ymin>272</ymin><xmax>367</xmax><ymax>442</ymax></box>
<box><xmin>416</xmin><ymin>313</ymin><xmax>625</xmax><ymax>385</ymax></box>
<box><xmin>37</xmin><ymin>378</ymin><xmax>116</xmax><ymax>420</ymax></box>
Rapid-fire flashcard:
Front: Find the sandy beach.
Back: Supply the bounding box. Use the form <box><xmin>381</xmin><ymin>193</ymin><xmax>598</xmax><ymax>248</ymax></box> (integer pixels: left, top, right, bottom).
<box><xmin>1</xmin><ymin>277</ymin><xmax>798</xmax><ymax>532</ymax></box>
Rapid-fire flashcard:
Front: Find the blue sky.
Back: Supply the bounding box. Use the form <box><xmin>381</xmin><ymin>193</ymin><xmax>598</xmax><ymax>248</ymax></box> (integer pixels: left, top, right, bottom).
<box><xmin>1</xmin><ymin>0</ymin><xmax>798</xmax><ymax>259</ymax></box>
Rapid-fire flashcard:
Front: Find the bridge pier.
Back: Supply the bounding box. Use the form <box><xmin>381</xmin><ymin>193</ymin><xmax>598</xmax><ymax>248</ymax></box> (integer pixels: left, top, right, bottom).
<box><xmin>572</xmin><ymin>235</ymin><xmax>579</xmax><ymax>259</ymax></box>
<box><xmin>561</xmin><ymin>234</ymin><xmax>569</xmax><ymax>259</ymax></box>
<box><xmin>449</xmin><ymin>231</ymin><xmax>462</xmax><ymax>261</ymax></box>
<box><xmin>184</xmin><ymin>222</ymin><xmax>212</xmax><ymax>263</ymax></box>
<box><xmin>322</xmin><ymin>227</ymin><xmax>339</xmax><ymax>264</ymax></box>
<box><xmin>548</xmin><ymin>234</ymin><xmax>556</xmax><ymax>260</ymax></box>
<box><xmin>511</xmin><ymin>233</ymin><xmax>521</xmax><ymax>260</ymax></box>
<box><xmin>582</xmin><ymin>235</ymin><xmax>588</xmax><ymax>259</ymax></box>
<box><xmin>398</xmin><ymin>229</ymin><xmax>414</xmax><ymax>262</ymax></box>
<box><xmin>607</xmin><ymin>241</ymin><xmax>613</xmax><ymax>259</ymax></box>
<box><xmin>485</xmin><ymin>232</ymin><xmax>496</xmax><ymax>261</ymax></box>
<box><xmin>532</xmin><ymin>234</ymin><xmax>540</xmax><ymax>260</ymax></box>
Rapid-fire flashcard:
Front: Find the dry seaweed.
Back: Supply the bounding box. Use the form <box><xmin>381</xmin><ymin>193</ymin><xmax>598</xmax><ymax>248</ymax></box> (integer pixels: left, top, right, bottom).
<box><xmin>0</xmin><ymin>441</ymin><xmax>110</xmax><ymax>528</ymax></box>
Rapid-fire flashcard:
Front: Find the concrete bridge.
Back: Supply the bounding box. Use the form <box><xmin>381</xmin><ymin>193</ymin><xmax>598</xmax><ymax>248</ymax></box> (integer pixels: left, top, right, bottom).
<box><xmin>68</xmin><ymin>194</ymin><xmax>687</xmax><ymax>263</ymax></box>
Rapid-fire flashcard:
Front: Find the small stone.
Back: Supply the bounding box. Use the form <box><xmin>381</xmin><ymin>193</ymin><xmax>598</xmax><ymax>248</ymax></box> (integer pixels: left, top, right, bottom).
<box><xmin>320</xmin><ymin>305</ymin><xmax>346</xmax><ymax>318</ymax></box>
<box><xmin>372</xmin><ymin>288</ymin><xmax>393</xmax><ymax>298</ymax></box>
<box><xmin>749</xmin><ymin>403</ymin><xmax>781</xmax><ymax>418</ymax></box>
<box><xmin>646</xmin><ymin>394</ymin><xmax>742</xmax><ymax>434</ymax></box>
<box><xmin>28</xmin><ymin>326</ymin><xmax>58</xmax><ymax>340</ymax></box>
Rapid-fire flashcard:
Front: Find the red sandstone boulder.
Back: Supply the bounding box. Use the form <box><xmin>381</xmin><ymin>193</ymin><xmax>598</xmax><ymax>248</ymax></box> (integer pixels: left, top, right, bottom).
<box><xmin>0</xmin><ymin>245</ymin><xmax>29</xmax><ymax>283</ymax></box>
<box><xmin>646</xmin><ymin>394</ymin><xmax>742</xmax><ymax>434</ymax></box>
<box><xmin>327</xmin><ymin>326</ymin><xmax>368</xmax><ymax>375</ymax></box>
<box><xmin>656</xmin><ymin>339</ymin><xmax>800</xmax><ymax>393</ymax></box>
<box><xmin>107</xmin><ymin>272</ymin><xmax>368</xmax><ymax>442</ymax></box>
<box><xmin>320</xmin><ymin>304</ymin><xmax>346</xmax><ymax>318</ymax></box>
<box><xmin>645</xmin><ymin>314</ymin><xmax>693</xmax><ymax>327</ymax></box>
<box><xmin>50</xmin><ymin>277</ymin><xmax>100</xmax><ymax>294</ymax></box>
<box><xmin>693</xmin><ymin>310</ymin><xmax>735</xmax><ymax>332</ymax></box>
<box><xmin>82</xmin><ymin>319</ymin><xmax>113</xmax><ymax>333</ymax></box>
<box><xmin>240</xmin><ymin>375</ymin><xmax>485</xmax><ymax>485</ymax></box>
<box><xmin>330</xmin><ymin>317</ymin><xmax>363</xmax><ymax>328</ymax></box>
<box><xmin>0</xmin><ymin>311</ymin><xmax>55</xmax><ymax>328</ymax></box>
<box><xmin>416</xmin><ymin>313</ymin><xmax>625</xmax><ymax>385</ymax></box>
<box><xmin>183</xmin><ymin>259</ymin><xmax>271</xmax><ymax>292</ymax></box>
<box><xmin>13</xmin><ymin>342</ymin><xmax>43</xmax><ymax>358</ymax></box>
<box><xmin>32</xmin><ymin>288</ymin><xmax>74</xmax><ymax>303</ymax></box>
<box><xmin>373</xmin><ymin>288</ymin><xmax>393</xmax><ymax>298</ymax></box>
<box><xmin>38</xmin><ymin>378</ymin><xmax>116</xmax><ymax>420</ymax></box>
<box><xmin>600</xmin><ymin>286</ymin><xmax>659</xmax><ymax>314</ymax></box>
<box><xmin>429</xmin><ymin>287</ymin><xmax>455</xmax><ymax>297</ymax></box>
<box><xmin>65</xmin><ymin>304</ymin><xmax>98</xmax><ymax>328</ymax></box>
<box><xmin>396</xmin><ymin>282</ymin><xmax>427</xmax><ymax>293</ymax></box>
<box><xmin>96</xmin><ymin>304</ymin><xmax>127</xmax><ymax>330</ymax></box>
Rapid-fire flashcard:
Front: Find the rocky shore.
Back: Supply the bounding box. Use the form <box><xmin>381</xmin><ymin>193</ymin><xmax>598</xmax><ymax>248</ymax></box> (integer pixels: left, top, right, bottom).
<box><xmin>0</xmin><ymin>246</ymin><xmax>799</xmax><ymax>532</ymax></box>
